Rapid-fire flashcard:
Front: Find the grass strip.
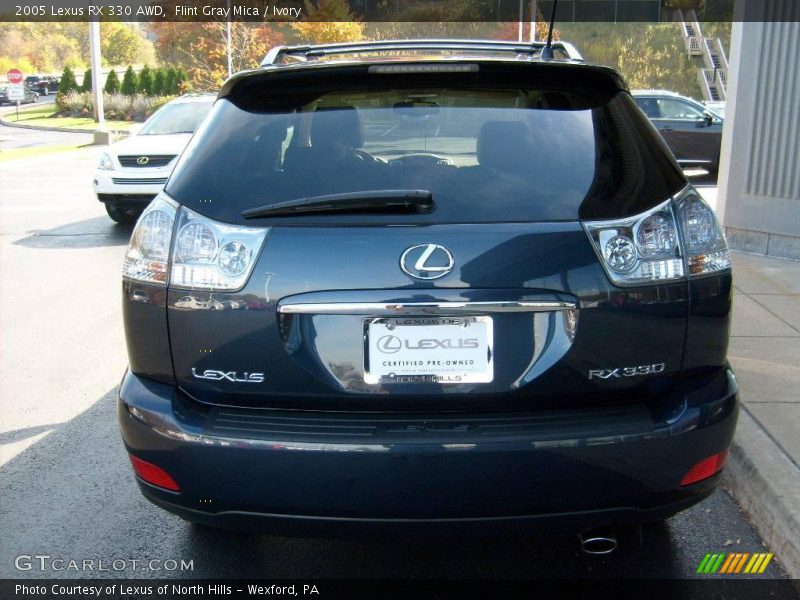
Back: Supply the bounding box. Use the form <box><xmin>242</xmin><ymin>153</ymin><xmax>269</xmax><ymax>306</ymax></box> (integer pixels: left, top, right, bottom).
<box><xmin>3</xmin><ymin>104</ymin><xmax>133</xmax><ymax>131</ymax></box>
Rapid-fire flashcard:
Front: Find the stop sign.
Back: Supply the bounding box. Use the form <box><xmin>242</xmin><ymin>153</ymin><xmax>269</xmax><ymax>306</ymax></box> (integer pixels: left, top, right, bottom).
<box><xmin>7</xmin><ymin>69</ymin><xmax>23</xmax><ymax>84</ymax></box>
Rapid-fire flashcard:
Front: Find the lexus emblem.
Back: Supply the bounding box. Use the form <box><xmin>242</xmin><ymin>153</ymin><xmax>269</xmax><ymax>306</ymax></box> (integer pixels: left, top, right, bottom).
<box><xmin>400</xmin><ymin>244</ymin><xmax>454</xmax><ymax>280</ymax></box>
<box><xmin>376</xmin><ymin>335</ymin><xmax>402</xmax><ymax>354</ymax></box>
<box><xmin>136</xmin><ymin>156</ymin><xmax>150</xmax><ymax>165</ymax></box>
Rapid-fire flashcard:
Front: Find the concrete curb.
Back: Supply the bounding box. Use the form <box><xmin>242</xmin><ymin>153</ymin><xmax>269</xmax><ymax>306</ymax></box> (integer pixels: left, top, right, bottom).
<box><xmin>722</xmin><ymin>407</ymin><xmax>800</xmax><ymax>579</ymax></box>
<box><xmin>0</xmin><ymin>114</ymin><xmax>129</xmax><ymax>136</ymax></box>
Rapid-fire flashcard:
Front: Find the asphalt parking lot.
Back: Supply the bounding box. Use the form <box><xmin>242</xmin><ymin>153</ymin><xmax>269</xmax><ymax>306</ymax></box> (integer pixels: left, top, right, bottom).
<box><xmin>0</xmin><ymin>121</ymin><xmax>795</xmax><ymax>593</ymax></box>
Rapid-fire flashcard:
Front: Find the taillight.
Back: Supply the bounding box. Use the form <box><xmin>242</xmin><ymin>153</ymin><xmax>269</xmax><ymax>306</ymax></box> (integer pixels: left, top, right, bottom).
<box><xmin>122</xmin><ymin>193</ymin><xmax>268</xmax><ymax>291</ymax></box>
<box><xmin>675</xmin><ymin>189</ymin><xmax>731</xmax><ymax>277</ymax></box>
<box><xmin>129</xmin><ymin>455</ymin><xmax>180</xmax><ymax>492</ymax></box>
<box><xmin>583</xmin><ymin>199</ymin><xmax>684</xmax><ymax>285</ymax></box>
<box><xmin>170</xmin><ymin>206</ymin><xmax>268</xmax><ymax>291</ymax></box>
<box><xmin>122</xmin><ymin>193</ymin><xmax>177</xmax><ymax>286</ymax></box>
<box><xmin>583</xmin><ymin>187</ymin><xmax>731</xmax><ymax>287</ymax></box>
<box><xmin>680</xmin><ymin>450</ymin><xmax>728</xmax><ymax>486</ymax></box>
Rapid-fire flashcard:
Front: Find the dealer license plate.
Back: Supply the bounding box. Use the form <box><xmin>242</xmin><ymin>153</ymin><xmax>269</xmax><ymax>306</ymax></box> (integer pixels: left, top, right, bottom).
<box><xmin>364</xmin><ymin>316</ymin><xmax>493</xmax><ymax>384</ymax></box>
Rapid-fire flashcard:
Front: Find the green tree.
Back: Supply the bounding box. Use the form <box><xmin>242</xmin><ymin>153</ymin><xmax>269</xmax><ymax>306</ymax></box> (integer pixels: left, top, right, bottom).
<box><xmin>137</xmin><ymin>64</ymin><xmax>153</xmax><ymax>95</ymax></box>
<box><xmin>151</xmin><ymin>68</ymin><xmax>164</xmax><ymax>96</ymax></box>
<box><xmin>164</xmin><ymin>67</ymin><xmax>177</xmax><ymax>95</ymax></box>
<box><xmin>80</xmin><ymin>68</ymin><xmax>92</xmax><ymax>92</ymax></box>
<box><xmin>102</xmin><ymin>23</ymin><xmax>146</xmax><ymax>66</ymax></box>
<box><xmin>120</xmin><ymin>65</ymin><xmax>137</xmax><ymax>96</ymax></box>
<box><xmin>57</xmin><ymin>65</ymin><xmax>78</xmax><ymax>94</ymax></box>
<box><xmin>104</xmin><ymin>69</ymin><xmax>119</xmax><ymax>93</ymax></box>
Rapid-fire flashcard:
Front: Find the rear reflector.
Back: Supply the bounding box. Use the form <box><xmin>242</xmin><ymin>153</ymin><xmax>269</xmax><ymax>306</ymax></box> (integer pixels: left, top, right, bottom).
<box><xmin>680</xmin><ymin>450</ymin><xmax>729</xmax><ymax>486</ymax></box>
<box><xmin>129</xmin><ymin>455</ymin><xmax>180</xmax><ymax>492</ymax></box>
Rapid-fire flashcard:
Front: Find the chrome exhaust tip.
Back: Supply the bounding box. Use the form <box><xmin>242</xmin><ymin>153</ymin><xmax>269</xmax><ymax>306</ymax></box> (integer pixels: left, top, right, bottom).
<box><xmin>579</xmin><ymin>527</ymin><xmax>618</xmax><ymax>555</ymax></box>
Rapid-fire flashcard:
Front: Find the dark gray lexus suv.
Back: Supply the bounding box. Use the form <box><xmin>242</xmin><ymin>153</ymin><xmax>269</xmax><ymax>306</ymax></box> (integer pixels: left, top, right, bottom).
<box><xmin>118</xmin><ymin>40</ymin><xmax>737</xmax><ymax>541</ymax></box>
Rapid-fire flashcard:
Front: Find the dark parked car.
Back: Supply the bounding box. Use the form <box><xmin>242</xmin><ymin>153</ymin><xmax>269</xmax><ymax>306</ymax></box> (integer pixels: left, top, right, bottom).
<box><xmin>0</xmin><ymin>84</ymin><xmax>38</xmax><ymax>105</ymax></box>
<box><xmin>25</xmin><ymin>75</ymin><xmax>60</xmax><ymax>95</ymax></box>
<box><xmin>119</xmin><ymin>40</ymin><xmax>736</xmax><ymax>546</ymax></box>
<box><xmin>633</xmin><ymin>90</ymin><xmax>723</xmax><ymax>174</ymax></box>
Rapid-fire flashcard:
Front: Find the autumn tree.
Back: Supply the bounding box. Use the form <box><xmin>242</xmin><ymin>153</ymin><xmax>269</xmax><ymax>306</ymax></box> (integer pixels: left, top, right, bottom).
<box><xmin>145</xmin><ymin>23</ymin><xmax>203</xmax><ymax>67</ymax></box>
<box><xmin>102</xmin><ymin>23</ymin><xmax>152</xmax><ymax>66</ymax></box>
<box><xmin>121</xmin><ymin>66</ymin><xmax>137</xmax><ymax>96</ymax></box>
<box><xmin>149</xmin><ymin>22</ymin><xmax>284</xmax><ymax>90</ymax></box>
<box><xmin>0</xmin><ymin>22</ymin><xmax>152</xmax><ymax>74</ymax></box>
<box><xmin>104</xmin><ymin>69</ymin><xmax>120</xmax><ymax>93</ymax></box>
<box><xmin>363</xmin><ymin>22</ymin><xmax>497</xmax><ymax>41</ymax></box>
<box><xmin>616</xmin><ymin>25</ymin><xmax>695</xmax><ymax>92</ymax></box>
<box><xmin>0</xmin><ymin>23</ymin><xmax>84</xmax><ymax>73</ymax></box>
<box><xmin>494</xmin><ymin>5</ymin><xmax>559</xmax><ymax>43</ymax></box>
<box><xmin>556</xmin><ymin>22</ymin><xmax>702</xmax><ymax>98</ymax></box>
<box><xmin>291</xmin><ymin>0</ymin><xmax>364</xmax><ymax>44</ymax></box>
<box><xmin>174</xmin><ymin>68</ymin><xmax>189</xmax><ymax>94</ymax></box>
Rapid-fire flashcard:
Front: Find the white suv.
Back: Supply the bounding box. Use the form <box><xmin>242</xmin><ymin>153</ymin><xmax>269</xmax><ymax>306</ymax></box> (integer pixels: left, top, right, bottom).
<box><xmin>94</xmin><ymin>94</ymin><xmax>214</xmax><ymax>223</ymax></box>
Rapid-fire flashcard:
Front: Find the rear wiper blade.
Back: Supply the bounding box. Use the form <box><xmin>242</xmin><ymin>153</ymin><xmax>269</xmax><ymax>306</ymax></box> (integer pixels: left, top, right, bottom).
<box><xmin>242</xmin><ymin>190</ymin><xmax>434</xmax><ymax>218</ymax></box>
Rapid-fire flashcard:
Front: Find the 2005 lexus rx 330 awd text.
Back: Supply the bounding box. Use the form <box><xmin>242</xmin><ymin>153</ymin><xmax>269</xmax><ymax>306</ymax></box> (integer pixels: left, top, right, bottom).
<box><xmin>118</xmin><ymin>40</ymin><xmax>737</xmax><ymax>538</ymax></box>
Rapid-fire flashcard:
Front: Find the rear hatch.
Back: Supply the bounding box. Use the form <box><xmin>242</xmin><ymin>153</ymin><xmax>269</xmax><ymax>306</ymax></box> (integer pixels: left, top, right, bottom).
<box><xmin>163</xmin><ymin>61</ymin><xmax>689</xmax><ymax>411</ymax></box>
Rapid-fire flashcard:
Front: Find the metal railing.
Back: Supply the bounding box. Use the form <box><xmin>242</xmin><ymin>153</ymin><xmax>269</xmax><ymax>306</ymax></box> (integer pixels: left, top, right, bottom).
<box><xmin>699</xmin><ymin>38</ymin><xmax>728</xmax><ymax>101</ymax></box>
<box><xmin>710</xmin><ymin>37</ymin><xmax>729</xmax><ymax>69</ymax></box>
<box><xmin>698</xmin><ymin>69</ymin><xmax>719</xmax><ymax>102</ymax></box>
<box><xmin>714</xmin><ymin>69</ymin><xmax>727</xmax><ymax>100</ymax></box>
<box><xmin>685</xmin><ymin>36</ymin><xmax>702</xmax><ymax>55</ymax></box>
<box><xmin>680</xmin><ymin>9</ymin><xmax>704</xmax><ymax>56</ymax></box>
<box><xmin>703</xmin><ymin>37</ymin><xmax>728</xmax><ymax>71</ymax></box>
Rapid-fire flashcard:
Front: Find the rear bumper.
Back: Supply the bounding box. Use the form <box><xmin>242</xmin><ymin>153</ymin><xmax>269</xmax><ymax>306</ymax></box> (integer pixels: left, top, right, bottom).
<box><xmin>118</xmin><ymin>367</ymin><xmax>738</xmax><ymax>534</ymax></box>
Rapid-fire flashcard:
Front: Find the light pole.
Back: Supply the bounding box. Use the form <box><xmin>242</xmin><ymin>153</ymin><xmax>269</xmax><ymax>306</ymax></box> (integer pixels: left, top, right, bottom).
<box><xmin>226</xmin><ymin>0</ymin><xmax>233</xmax><ymax>77</ymax></box>
<box><xmin>89</xmin><ymin>20</ymin><xmax>108</xmax><ymax>144</ymax></box>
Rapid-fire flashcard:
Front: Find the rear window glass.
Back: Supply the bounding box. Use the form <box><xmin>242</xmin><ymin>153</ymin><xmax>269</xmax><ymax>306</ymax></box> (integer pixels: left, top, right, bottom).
<box><xmin>168</xmin><ymin>74</ymin><xmax>684</xmax><ymax>224</ymax></box>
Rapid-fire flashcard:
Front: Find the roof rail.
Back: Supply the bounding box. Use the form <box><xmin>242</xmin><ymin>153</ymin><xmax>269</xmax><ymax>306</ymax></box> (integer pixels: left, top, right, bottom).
<box><xmin>261</xmin><ymin>39</ymin><xmax>583</xmax><ymax>66</ymax></box>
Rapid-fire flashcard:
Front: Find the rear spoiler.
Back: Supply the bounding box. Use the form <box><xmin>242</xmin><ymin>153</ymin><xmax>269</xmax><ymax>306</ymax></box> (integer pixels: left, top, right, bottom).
<box><xmin>261</xmin><ymin>39</ymin><xmax>584</xmax><ymax>66</ymax></box>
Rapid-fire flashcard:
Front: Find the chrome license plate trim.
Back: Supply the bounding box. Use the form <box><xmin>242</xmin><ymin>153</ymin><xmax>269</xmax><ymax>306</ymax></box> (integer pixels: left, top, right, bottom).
<box><xmin>363</xmin><ymin>315</ymin><xmax>494</xmax><ymax>385</ymax></box>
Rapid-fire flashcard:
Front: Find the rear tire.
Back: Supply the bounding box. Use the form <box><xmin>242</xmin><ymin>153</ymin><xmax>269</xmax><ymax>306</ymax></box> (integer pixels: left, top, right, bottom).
<box><xmin>105</xmin><ymin>203</ymin><xmax>140</xmax><ymax>224</ymax></box>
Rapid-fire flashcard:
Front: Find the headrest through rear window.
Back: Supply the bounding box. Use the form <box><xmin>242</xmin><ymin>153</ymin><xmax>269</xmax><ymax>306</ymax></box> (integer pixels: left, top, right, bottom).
<box><xmin>477</xmin><ymin>121</ymin><xmax>533</xmax><ymax>173</ymax></box>
<box><xmin>311</xmin><ymin>106</ymin><xmax>364</xmax><ymax>150</ymax></box>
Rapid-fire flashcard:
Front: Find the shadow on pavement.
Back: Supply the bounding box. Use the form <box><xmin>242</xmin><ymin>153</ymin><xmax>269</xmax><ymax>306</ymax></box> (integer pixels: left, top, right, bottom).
<box><xmin>14</xmin><ymin>216</ymin><xmax>133</xmax><ymax>249</ymax></box>
<box><xmin>179</xmin><ymin>517</ymin><xmax>679</xmax><ymax>579</ymax></box>
<box><xmin>0</xmin><ymin>423</ymin><xmax>66</xmax><ymax>444</ymax></box>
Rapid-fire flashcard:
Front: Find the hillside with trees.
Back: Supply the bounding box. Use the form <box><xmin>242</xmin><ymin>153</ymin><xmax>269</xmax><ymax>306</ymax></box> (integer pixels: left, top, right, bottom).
<box><xmin>557</xmin><ymin>22</ymin><xmax>730</xmax><ymax>100</ymax></box>
<box><xmin>0</xmin><ymin>22</ymin><xmax>154</xmax><ymax>75</ymax></box>
<box><xmin>2</xmin><ymin>6</ymin><xmax>730</xmax><ymax>102</ymax></box>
